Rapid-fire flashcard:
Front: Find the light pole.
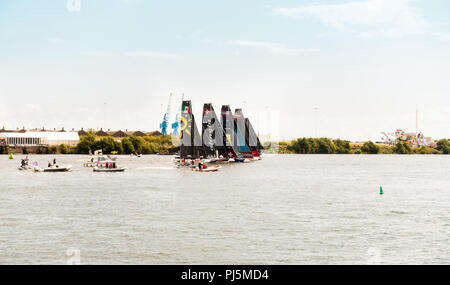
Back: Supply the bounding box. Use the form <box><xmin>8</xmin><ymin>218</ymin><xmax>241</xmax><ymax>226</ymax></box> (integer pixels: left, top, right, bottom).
<box><xmin>314</xmin><ymin>107</ymin><xmax>318</xmax><ymax>138</ymax></box>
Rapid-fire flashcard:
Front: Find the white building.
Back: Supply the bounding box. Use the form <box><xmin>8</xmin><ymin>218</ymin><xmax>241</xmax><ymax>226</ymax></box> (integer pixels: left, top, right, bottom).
<box><xmin>0</xmin><ymin>132</ymin><xmax>80</xmax><ymax>146</ymax></box>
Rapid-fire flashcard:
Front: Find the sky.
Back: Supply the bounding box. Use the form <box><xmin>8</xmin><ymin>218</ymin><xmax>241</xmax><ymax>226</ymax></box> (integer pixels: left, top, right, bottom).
<box><xmin>1</xmin><ymin>0</ymin><xmax>450</xmax><ymax>141</ymax></box>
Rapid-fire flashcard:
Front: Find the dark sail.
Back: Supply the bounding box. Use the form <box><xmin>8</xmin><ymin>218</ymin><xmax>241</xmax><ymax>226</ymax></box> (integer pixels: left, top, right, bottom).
<box><xmin>202</xmin><ymin>103</ymin><xmax>227</xmax><ymax>159</ymax></box>
<box><xmin>180</xmin><ymin>100</ymin><xmax>203</xmax><ymax>159</ymax></box>
<box><xmin>221</xmin><ymin>105</ymin><xmax>240</xmax><ymax>158</ymax></box>
<box><xmin>234</xmin><ymin>109</ymin><xmax>254</xmax><ymax>159</ymax></box>
<box><xmin>245</xmin><ymin>117</ymin><xmax>264</xmax><ymax>157</ymax></box>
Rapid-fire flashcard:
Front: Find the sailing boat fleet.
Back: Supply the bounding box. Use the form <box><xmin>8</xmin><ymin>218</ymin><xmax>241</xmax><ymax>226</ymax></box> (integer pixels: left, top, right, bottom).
<box><xmin>174</xmin><ymin>100</ymin><xmax>264</xmax><ymax>170</ymax></box>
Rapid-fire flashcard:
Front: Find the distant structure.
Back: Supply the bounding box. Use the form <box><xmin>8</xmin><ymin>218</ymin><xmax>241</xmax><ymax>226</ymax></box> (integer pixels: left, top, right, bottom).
<box><xmin>381</xmin><ymin>129</ymin><xmax>435</xmax><ymax>148</ymax></box>
<box><xmin>0</xmin><ymin>131</ymin><xmax>80</xmax><ymax>147</ymax></box>
<box><xmin>171</xmin><ymin>93</ymin><xmax>184</xmax><ymax>137</ymax></box>
<box><xmin>380</xmin><ymin>108</ymin><xmax>436</xmax><ymax>147</ymax></box>
<box><xmin>160</xmin><ymin>93</ymin><xmax>172</xmax><ymax>135</ymax></box>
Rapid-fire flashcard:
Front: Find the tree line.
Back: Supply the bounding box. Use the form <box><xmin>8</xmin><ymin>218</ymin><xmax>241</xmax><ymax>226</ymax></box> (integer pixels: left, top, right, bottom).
<box><xmin>283</xmin><ymin>138</ymin><xmax>450</xmax><ymax>154</ymax></box>
<box><xmin>72</xmin><ymin>133</ymin><xmax>175</xmax><ymax>154</ymax></box>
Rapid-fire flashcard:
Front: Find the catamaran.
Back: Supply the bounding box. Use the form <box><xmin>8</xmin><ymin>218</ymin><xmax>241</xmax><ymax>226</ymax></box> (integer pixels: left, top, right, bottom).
<box><xmin>201</xmin><ymin>103</ymin><xmax>229</xmax><ymax>163</ymax></box>
<box><xmin>237</xmin><ymin>109</ymin><xmax>264</xmax><ymax>160</ymax></box>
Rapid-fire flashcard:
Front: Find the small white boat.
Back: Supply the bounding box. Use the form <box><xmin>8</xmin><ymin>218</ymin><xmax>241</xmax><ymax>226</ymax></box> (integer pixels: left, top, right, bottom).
<box><xmin>84</xmin><ymin>155</ymin><xmax>116</xmax><ymax>167</ymax></box>
<box><xmin>34</xmin><ymin>165</ymin><xmax>72</xmax><ymax>172</ymax></box>
<box><xmin>192</xmin><ymin>165</ymin><xmax>221</xmax><ymax>172</ymax></box>
<box><xmin>93</xmin><ymin>161</ymin><xmax>125</xmax><ymax>172</ymax></box>
<box><xmin>18</xmin><ymin>165</ymin><xmax>33</xmax><ymax>171</ymax></box>
<box><xmin>130</xmin><ymin>153</ymin><xmax>142</xmax><ymax>158</ymax></box>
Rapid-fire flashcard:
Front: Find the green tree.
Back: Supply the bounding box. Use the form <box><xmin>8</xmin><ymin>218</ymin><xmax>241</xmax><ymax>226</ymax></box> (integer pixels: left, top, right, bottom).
<box><xmin>59</xmin><ymin>144</ymin><xmax>70</xmax><ymax>154</ymax></box>
<box><xmin>361</xmin><ymin>141</ymin><xmax>380</xmax><ymax>154</ymax></box>
<box><xmin>334</xmin><ymin>139</ymin><xmax>351</xmax><ymax>154</ymax></box>
<box><xmin>393</xmin><ymin>141</ymin><xmax>412</xmax><ymax>154</ymax></box>
<box><xmin>121</xmin><ymin>137</ymin><xmax>135</xmax><ymax>154</ymax></box>
<box><xmin>436</xmin><ymin>139</ymin><xmax>450</xmax><ymax>154</ymax></box>
<box><xmin>77</xmin><ymin>133</ymin><xmax>96</xmax><ymax>154</ymax></box>
<box><xmin>128</xmin><ymin>136</ymin><xmax>144</xmax><ymax>154</ymax></box>
<box><xmin>317</xmin><ymin>138</ymin><xmax>336</xmax><ymax>154</ymax></box>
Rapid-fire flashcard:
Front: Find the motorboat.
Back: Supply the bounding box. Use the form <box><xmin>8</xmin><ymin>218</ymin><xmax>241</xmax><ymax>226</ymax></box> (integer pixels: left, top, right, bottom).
<box><xmin>93</xmin><ymin>167</ymin><xmax>126</xmax><ymax>172</ymax></box>
<box><xmin>192</xmin><ymin>165</ymin><xmax>221</xmax><ymax>172</ymax></box>
<box><xmin>34</xmin><ymin>165</ymin><xmax>72</xmax><ymax>172</ymax></box>
<box><xmin>93</xmin><ymin>161</ymin><xmax>126</xmax><ymax>172</ymax></box>
<box><xmin>84</xmin><ymin>155</ymin><xmax>117</xmax><ymax>167</ymax></box>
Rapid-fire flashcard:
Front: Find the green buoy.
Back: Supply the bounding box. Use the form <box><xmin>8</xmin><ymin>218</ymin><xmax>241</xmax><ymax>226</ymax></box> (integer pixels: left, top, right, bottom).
<box><xmin>379</xmin><ymin>186</ymin><xmax>384</xmax><ymax>195</ymax></box>
<box><xmin>9</xmin><ymin>153</ymin><xmax>14</xmax><ymax>160</ymax></box>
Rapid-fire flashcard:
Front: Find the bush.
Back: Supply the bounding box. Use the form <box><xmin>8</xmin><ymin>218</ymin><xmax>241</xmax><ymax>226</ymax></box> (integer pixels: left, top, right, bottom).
<box><xmin>436</xmin><ymin>139</ymin><xmax>450</xmax><ymax>154</ymax></box>
<box><xmin>393</xmin><ymin>141</ymin><xmax>412</xmax><ymax>154</ymax></box>
<box><xmin>361</xmin><ymin>141</ymin><xmax>380</xmax><ymax>154</ymax></box>
<box><xmin>334</xmin><ymin>139</ymin><xmax>351</xmax><ymax>154</ymax></box>
<box><xmin>49</xmin><ymin>146</ymin><xmax>58</xmax><ymax>154</ymax></box>
<box><xmin>317</xmin><ymin>138</ymin><xmax>336</xmax><ymax>154</ymax></box>
<box><xmin>0</xmin><ymin>145</ymin><xmax>9</xmax><ymax>154</ymax></box>
<box><xmin>60</xmin><ymin>144</ymin><xmax>70</xmax><ymax>154</ymax></box>
<box><xmin>414</xmin><ymin>146</ymin><xmax>436</xmax><ymax>154</ymax></box>
<box><xmin>121</xmin><ymin>138</ymin><xmax>135</xmax><ymax>154</ymax></box>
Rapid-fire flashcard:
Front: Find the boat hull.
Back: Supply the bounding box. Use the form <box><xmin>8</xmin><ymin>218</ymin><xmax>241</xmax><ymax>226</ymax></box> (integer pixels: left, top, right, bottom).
<box><xmin>192</xmin><ymin>165</ymin><xmax>221</xmax><ymax>172</ymax></box>
<box><xmin>93</xmin><ymin>167</ymin><xmax>126</xmax><ymax>172</ymax></box>
<box><xmin>34</xmin><ymin>166</ymin><xmax>72</xmax><ymax>172</ymax></box>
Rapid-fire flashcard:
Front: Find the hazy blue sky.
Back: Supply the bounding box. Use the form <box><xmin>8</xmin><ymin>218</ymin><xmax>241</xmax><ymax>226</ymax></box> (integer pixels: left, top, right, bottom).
<box><xmin>1</xmin><ymin>0</ymin><xmax>450</xmax><ymax>141</ymax></box>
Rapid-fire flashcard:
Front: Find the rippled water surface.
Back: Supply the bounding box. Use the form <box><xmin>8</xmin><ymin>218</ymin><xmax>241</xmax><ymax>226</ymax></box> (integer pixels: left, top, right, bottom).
<box><xmin>0</xmin><ymin>154</ymin><xmax>449</xmax><ymax>264</ymax></box>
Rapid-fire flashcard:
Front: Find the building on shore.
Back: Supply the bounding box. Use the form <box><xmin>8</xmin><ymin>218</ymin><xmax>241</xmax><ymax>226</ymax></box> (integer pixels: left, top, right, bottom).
<box><xmin>380</xmin><ymin>129</ymin><xmax>436</xmax><ymax>148</ymax></box>
<box><xmin>0</xmin><ymin>131</ymin><xmax>80</xmax><ymax>147</ymax></box>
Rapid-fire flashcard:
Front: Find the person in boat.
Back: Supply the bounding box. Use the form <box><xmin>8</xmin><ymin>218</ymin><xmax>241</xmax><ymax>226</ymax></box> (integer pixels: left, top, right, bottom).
<box><xmin>21</xmin><ymin>159</ymin><xmax>26</xmax><ymax>167</ymax></box>
<box><xmin>53</xmin><ymin>158</ymin><xmax>56</xmax><ymax>165</ymax></box>
<box><xmin>48</xmin><ymin>162</ymin><xmax>52</xmax><ymax>168</ymax></box>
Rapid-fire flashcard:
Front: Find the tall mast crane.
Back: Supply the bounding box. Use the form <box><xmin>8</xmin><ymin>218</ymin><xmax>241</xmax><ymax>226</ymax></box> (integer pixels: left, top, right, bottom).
<box><xmin>160</xmin><ymin>93</ymin><xmax>172</xmax><ymax>135</ymax></box>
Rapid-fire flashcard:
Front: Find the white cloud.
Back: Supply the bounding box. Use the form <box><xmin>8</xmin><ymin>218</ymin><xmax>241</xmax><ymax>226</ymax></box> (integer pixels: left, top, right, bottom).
<box><xmin>80</xmin><ymin>51</ymin><xmax>117</xmax><ymax>57</ymax></box>
<box><xmin>80</xmin><ymin>51</ymin><xmax>183</xmax><ymax>60</ymax></box>
<box><xmin>123</xmin><ymin>51</ymin><xmax>183</xmax><ymax>60</ymax></box>
<box><xmin>274</xmin><ymin>0</ymin><xmax>428</xmax><ymax>38</ymax></box>
<box><xmin>231</xmin><ymin>40</ymin><xmax>319</xmax><ymax>56</ymax></box>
